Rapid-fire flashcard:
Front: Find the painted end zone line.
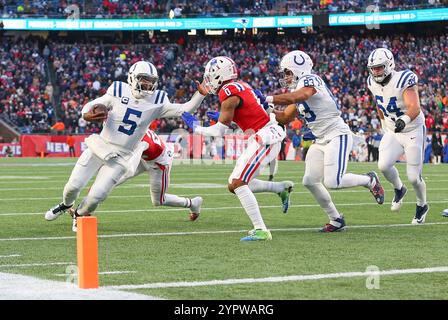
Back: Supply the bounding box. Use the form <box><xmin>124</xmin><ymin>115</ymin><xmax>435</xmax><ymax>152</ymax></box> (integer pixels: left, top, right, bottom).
<box><xmin>1</xmin><ymin>222</ymin><xmax>448</xmax><ymax>242</ymax></box>
<box><xmin>105</xmin><ymin>266</ymin><xmax>448</xmax><ymax>290</ymax></box>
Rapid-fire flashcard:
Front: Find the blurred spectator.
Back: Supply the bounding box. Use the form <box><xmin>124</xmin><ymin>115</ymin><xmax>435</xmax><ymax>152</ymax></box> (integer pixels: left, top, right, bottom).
<box><xmin>432</xmin><ymin>132</ymin><xmax>443</xmax><ymax>164</ymax></box>
<box><xmin>67</xmin><ymin>135</ymin><xmax>75</xmax><ymax>157</ymax></box>
<box><xmin>51</xmin><ymin>121</ymin><xmax>65</xmax><ymax>134</ymax></box>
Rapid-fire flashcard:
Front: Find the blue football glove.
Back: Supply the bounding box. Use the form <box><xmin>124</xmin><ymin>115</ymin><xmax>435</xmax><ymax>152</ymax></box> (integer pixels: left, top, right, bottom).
<box><xmin>253</xmin><ymin>89</ymin><xmax>274</xmax><ymax>112</ymax></box>
<box><xmin>206</xmin><ymin>111</ymin><xmax>220</xmax><ymax>121</ymax></box>
<box><xmin>253</xmin><ymin>89</ymin><xmax>266</xmax><ymax>104</ymax></box>
<box><xmin>302</xmin><ymin>128</ymin><xmax>316</xmax><ymax>141</ymax></box>
<box><xmin>181</xmin><ymin>112</ymin><xmax>198</xmax><ymax>130</ymax></box>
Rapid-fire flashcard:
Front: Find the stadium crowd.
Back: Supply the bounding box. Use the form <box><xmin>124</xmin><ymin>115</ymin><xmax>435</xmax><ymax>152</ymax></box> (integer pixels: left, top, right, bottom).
<box><xmin>1</xmin><ymin>33</ymin><xmax>447</xmax><ymax>138</ymax></box>
<box><xmin>0</xmin><ymin>0</ymin><xmax>445</xmax><ymax>18</ymax></box>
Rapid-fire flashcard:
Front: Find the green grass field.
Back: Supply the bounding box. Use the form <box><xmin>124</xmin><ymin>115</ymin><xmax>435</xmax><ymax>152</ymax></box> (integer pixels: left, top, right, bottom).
<box><xmin>1</xmin><ymin>158</ymin><xmax>447</xmax><ymax>299</ymax></box>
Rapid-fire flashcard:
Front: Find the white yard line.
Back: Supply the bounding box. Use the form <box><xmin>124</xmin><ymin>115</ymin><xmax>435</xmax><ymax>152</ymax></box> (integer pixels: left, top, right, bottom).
<box><xmin>54</xmin><ymin>271</ymin><xmax>137</xmax><ymax>276</ymax></box>
<box><xmin>0</xmin><ymin>272</ymin><xmax>159</xmax><ymax>300</ymax></box>
<box><xmin>1</xmin><ymin>200</ymin><xmax>447</xmax><ymax>217</ymax></box>
<box><xmin>2</xmin><ymin>188</ymin><xmax>448</xmax><ymax>201</ymax></box>
<box><xmin>0</xmin><ymin>254</ymin><xmax>21</xmax><ymax>258</ymax></box>
<box><xmin>1</xmin><ymin>178</ymin><xmax>447</xmax><ymax>185</ymax></box>
<box><xmin>104</xmin><ymin>266</ymin><xmax>448</xmax><ymax>290</ymax></box>
<box><xmin>1</xmin><ymin>222</ymin><xmax>447</xmax><ymax>242</ymax></box>
<box><xmin>0</xmin><ymin>262</ymin><xmax>73</xmax><ymax>268</ymax></box>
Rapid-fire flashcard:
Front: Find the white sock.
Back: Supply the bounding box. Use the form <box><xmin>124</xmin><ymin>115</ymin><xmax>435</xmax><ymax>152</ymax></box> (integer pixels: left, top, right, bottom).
<box><xmin>234</xmin><ymin>185</ymin><xmax>267</xmax><ymax>230</ymax></box>
<box><xmin>408</xmin><ymin>166</ymin><xmax>427</xmax><ymax>207</ymax></box>
<box><xmin>339</xmin><ymin>173</ymin><xmax>371</xmax><ymax>188</ymax></box>
<box><xmin>414</xmin><ymin>178</ymin><xmax>427</xmax><ymax>207</ymax></box>
<box><xmin>248</xmin><ymin>179</ymin><xmax>284</xmax><ymax>193</ymax></box>
<box><xmin>163</xmin><ymin>194</ymin><xmax>190</xmax><ymax>208</ymax></box>
<box><xmin>269</xmin><ymin>160</ymin><xmax>277</xmax><ymax>176</ymax></box>
<box><xmin>304</xmin><ymin>182</ymin><xmax>341</xmax><ymax>220</ymax></box>
<box><xmin>381</xmin><ymin>166</ymin><xmax>403</xmax><ymax>190</ymax></box>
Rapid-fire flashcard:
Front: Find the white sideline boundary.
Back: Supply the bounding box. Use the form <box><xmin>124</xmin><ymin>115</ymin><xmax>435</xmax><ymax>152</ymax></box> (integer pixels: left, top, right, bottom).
<box><xmin>104</xmin><ymin>266</ymin><xmax>448</xmax><ymax>290</ymax></box>
<box><xmin>1</xmin><ymin>221</ymin><xmax>447</xmax><ymax>242</ymax></box>
<box><xmin>0</xmin><ymin>272</ymin><xmax>160</xmax><ymax>300</ymax></box>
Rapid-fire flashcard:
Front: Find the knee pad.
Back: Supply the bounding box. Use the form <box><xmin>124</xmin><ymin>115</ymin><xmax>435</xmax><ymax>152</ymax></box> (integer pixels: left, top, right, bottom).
<box><xmin>323</xmin><ymin>177</ymin><xmax>339</xmax><ymax>189</ymax></box>
<box><xmin>407</xmin><ymin>167</ymin><xmax>422</xmax><ymax>186</ymax></box>
<box><xmin>377</xmin><ymin>160</ymin><xmax>391</xmax><ymax>173</ymax></box>
<box><xmin>64</xmin><ymin>179</ymin><xmax>83</xmax><ymax>194</ymax></box>
<box><xmin>303</xmin><ymin>175</ymin><xmax>319</xmax><ymax>188</ymax></box>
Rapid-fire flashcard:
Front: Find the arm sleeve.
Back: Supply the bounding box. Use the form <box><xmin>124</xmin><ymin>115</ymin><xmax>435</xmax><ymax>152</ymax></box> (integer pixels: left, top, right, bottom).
<box><xmin>194</xmin><ymin>122</ymin><xmax>230</xmax><ymax>137</ymax></box>
<box><xmin>159</xmin><ymin>91</ymin><xmax>206</xmax><ymax>118</ymax></box>
<box><xmin>81</xmin><ymin>94</ymin><xmax>114</xmax><ymax>114</ymax></box>
<box><xmin>81</xmin><ymin>82</ymin><xmax>117</xmax><ymax>114</ymax></box>
<box><xmin>400</xmin><ymin>71</ymin><xmax>418</xmax><ymax>90</ymax></box>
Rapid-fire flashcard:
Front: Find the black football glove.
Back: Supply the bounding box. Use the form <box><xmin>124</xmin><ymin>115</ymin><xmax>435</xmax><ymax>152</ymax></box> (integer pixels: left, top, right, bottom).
<box><xmin>394</xmin><ymin>119</ymin><xmax>406</xmax><ymax>133</ymax></box>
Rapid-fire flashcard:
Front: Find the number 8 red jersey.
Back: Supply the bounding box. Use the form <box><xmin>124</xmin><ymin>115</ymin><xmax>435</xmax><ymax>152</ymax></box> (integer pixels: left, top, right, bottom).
<box><xmin>218</xmin><ymin>81</ymin><xmax>270</xmax><ymax>132</ymax></box>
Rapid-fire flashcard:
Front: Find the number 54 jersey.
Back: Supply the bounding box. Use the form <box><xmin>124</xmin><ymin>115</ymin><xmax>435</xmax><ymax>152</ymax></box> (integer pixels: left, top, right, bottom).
<box><xmin>294</xmin><ymin>74</ymin><xmax>351</xmax><ymax>143</ymax></box>
<box><xmin>367</xmin><ymin>70</ymin><xmax>424</xmax><ymax>133</ymax></box>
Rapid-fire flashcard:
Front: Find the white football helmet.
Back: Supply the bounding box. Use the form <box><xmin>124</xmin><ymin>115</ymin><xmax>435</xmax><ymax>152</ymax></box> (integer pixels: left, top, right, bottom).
<box><xmin>127</xmin><ymin>61</ymin><xmax>158</xmax><ymax>99</ymax></box>
<box><xmin>203</xmin><ymin>56</ymin><xmax>238</xmax><ymax>94</ymax></box>
<box><xmin>279</xmin><ymin>50</ymin><xmax>313</xmax><ymax>89</ymax></box>
<box><xmin>367</xmin><ymin>48</ymin><xmax>395</xmax><ymax>83</ymax></box>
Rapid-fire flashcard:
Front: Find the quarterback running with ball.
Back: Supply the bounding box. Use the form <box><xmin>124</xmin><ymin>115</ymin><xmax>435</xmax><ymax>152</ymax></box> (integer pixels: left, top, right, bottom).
<box><xmin>45</xmin><ymin>61</ymin><xmax>207</xmax><ymax>231</ymax></box>
<box><xmin>367</xmin><ymin>48</ymin><xmax>429</xmax><ymax>224</ymax></box>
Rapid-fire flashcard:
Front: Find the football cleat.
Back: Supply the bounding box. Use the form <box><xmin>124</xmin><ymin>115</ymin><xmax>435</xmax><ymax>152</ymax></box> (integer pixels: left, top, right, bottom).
<box><xmin>391</xmin><ymin>185</ymin><xmax>407</xmax><ymax>212</ymax></box>
<box><xmin>441</xmin><ymin>209</ymin><xmax>448</xmax><ymax>218</ymax></box>
<box><xmin>367</xmin><ymin>171</ymin><xmax>385</xmax><ymax>205</ymax></box>
<box><xmin>45</xmin><ymin>203</ymin><xmax>73</xmax><ymax>221</ymax></box>
<box><xmin>189</xmin><ymin>196</ymin><xmax>203</xmax><ymax>221</ymax></box>
<box><xmin>320</xmin><ymin>215</ymin><xmax>346</xmax><ymax>233</ymax></box>
<box><xmin>278</xmin><ymin>181</ymin><xmax>294</xmax><ymax>214</ymax></box>
<box><xmin>240</xmin><ymin>229</ymin><xmax>272</xmax><ymax>241</ymax></box>
<box><xmin>411</xmin><ymin>204</ymin><xmax>429</xmax><ymax>225</ymax></box>
<box><xmin>68</xmin><ymin>208</ymin><xmax>80</xmax><ymax>232</ymax></box>
<box><xmin>268</xmin><ymin>175</ymin><xmax>274</xmax><ymax>182</ymax></box>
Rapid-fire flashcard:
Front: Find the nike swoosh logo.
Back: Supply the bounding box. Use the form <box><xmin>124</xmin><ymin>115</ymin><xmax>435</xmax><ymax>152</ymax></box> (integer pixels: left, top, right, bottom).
<box><xmin>410</xmin><ymin>137</ymin><xmax>416</xmax><ymax>139</ymax></box>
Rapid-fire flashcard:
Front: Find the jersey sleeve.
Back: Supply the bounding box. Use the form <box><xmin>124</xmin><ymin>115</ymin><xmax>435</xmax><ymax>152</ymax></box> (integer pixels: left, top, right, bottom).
<box><xmin>398</xmin><ymin>71</ymin><xmax>418</xmax><ymax>91</ymax></box>
<box><xmin>295</xmin><ymin>75</ymin><xmax>324</xmax><ymax>91</ymax></box>
<box><xmin>154</xmin><ymin>90</ymin><xmax>169</xmax><ymax>105</ymax></box>
<box><xmin>106</xmin><ymin>81</ymin><xmax>126</xmax><ymax>98</ymax></box>
<box><xmin>218</xmin><ymin>82</ymin><xmax>246</xmax><ymax>103</ymax></box>
<box><xmin>81</xmin><ymin>94</ymin><xmax>114</xmax><ymax>114</ymax></box>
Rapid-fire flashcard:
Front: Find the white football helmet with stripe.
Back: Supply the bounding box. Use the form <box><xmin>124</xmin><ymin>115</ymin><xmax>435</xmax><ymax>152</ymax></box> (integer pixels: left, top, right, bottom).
<box><xmin>127</xmin><ymin>61</ymin><xmax>158</xmax><ymax>99</ymax></box>
<box><xmin>279</xmin><ymin>50</ymin><xmax>313</xmax><ymax>89</ymax></box>
<box><xmin>367</xmin><ymin>48</ymin><xmax>395</xmax><ymax>83</ymax></box>
<box><xmin>203</xmin><ymin>56</ymin><xmax>238</xmax><ymax>94</ymax></box>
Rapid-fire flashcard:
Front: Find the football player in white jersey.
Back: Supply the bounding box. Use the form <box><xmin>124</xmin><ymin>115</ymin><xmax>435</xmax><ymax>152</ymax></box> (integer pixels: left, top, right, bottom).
<box><xmin>264</xmin><ymin>50</ymin><xmax>385</xmax><ymax>232</ymax></box>
<box><xmin>367</xmin><ymin>48</ymin><xmax>428</xmax><ymax>224</ymax></box>
<box><xmin>45</xmin><ymin>61</ymin><xmax>207</xmax><ymax>231</ymax></box>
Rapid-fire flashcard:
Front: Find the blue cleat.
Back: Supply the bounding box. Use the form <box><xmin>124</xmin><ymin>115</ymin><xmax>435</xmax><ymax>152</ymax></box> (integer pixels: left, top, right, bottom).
<box><xmin>412</xmin><ymin>204</ymin><xmax>429</xmax><ymax>225</ymax></box>
<box><xmin>391</xmin><ymin>185</ymin><xmax>407</xmax><ymax>212</ymax></box>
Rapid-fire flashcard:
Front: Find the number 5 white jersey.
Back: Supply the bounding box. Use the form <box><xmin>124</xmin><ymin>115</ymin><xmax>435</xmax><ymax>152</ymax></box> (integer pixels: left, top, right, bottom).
<box><xmin>294</xmin><ymin>74</ymin><xmax>351</xmax><ymax>143</ymax></box>
<box><xmin>82</xmin><ymin>81</ymin><xmax>184</xmax><ymax>152</ymax></box>
<box><xmin>367</xmin><ymin>70</ymin><xmax>425</xmax><ymax>133</ymax></box>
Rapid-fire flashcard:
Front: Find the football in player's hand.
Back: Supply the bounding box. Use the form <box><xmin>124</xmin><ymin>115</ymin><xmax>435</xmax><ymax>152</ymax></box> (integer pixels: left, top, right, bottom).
<box><xmin>92</xmin><ymin>104</ymin><xmax>108</xmax><ymax>114</ymax></box>
<box><xmin>87</xmin><ymin>104</ymin><xmax>109</xmax><ymax>122</ymax></box>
